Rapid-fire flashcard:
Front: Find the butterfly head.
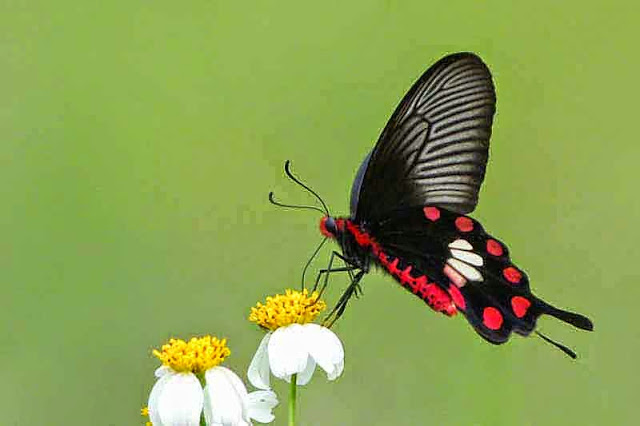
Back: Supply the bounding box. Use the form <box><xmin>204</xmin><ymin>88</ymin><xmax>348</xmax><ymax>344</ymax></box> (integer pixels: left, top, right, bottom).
<box><xmin>319</xmin><ymin>216</ymin><xmax>338</xmax><ymax>238</ymax></box>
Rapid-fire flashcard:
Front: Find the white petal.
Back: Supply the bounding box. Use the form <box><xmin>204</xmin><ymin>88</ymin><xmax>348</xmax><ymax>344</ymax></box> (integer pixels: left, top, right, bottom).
<box><xmin>302</xmin><ymin>324</ymin><xmax>345</xmax><ymax>381</ymax></box>
<box><xmin>204</xmin><ymin>366</ymin><xmax>249</xmax><ymax>426</ymax></box>
<box><xmin>329</xmin><ymin>358</ymin><xmax>345</xmax><ymax>381</ymax></box>
<box><xmin>245</xmin><ymin>390</ymin><xmax>278</xmax><ymax>423</ymax></box>
<box><xmin>248</xmin><ymin>332</ymin><xmax>272</xmax><ymax>390</ymax></box>
<box><xmin>295</xmin><ymin>355</ymin><xmax>316</xmax><ymax>386</ymax></box>
<box><xmin>154</xmin><ymin>365</ymin><xmax>172</xmax><ymax>378</ymax></box>
<box><xmin>148</xmin><ymin>370</ymin><xmax>173</xmax><ymax>426</ymax></box>
<box><xmin>268</xmin><ymin>324</ymin><xmax>309</xmax><ymax>379</ymax></box>
<box><xmin>148</xmin><ymin>371</ymin><xmax>203</xmax><ymax>426</ymax></box>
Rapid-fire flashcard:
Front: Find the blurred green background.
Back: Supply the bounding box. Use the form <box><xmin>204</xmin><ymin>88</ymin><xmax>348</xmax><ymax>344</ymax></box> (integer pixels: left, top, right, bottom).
<box><xmin>1</xmin><ymin>1</ymin><xmax>637</xmax><ymax>425</ymax></box>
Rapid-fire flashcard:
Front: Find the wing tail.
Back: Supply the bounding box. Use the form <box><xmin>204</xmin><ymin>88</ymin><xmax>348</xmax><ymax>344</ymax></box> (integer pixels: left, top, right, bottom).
<box><xmin>537</xmin><ymin>299</ymin><xmax>594</xmax><ymax>331</ymax></box>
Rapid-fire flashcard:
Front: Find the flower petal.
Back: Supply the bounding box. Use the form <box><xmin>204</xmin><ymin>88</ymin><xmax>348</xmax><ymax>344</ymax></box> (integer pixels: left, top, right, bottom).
<box><xmin>149</xmin><ymin>371</ymin><xmax>203</xmax><ymax>426</ymax></box>
<box><xmin>268</xmin><ymin>324</ymin><xmax>309</xmax><ymax>379</ymax></box>
<box><xmin>154</xmin><ymin>365</ymin><xmax>172</xmax><ymax>378</ymax></box>
<box><xmin>248</xmin><ymin>332</ymin><xmax>272</xmax><ymax>390</ymax></box>
<box><xmin>148</xmin><ymin>370</ymin><xmax>172</xmax><ymax>426</ymax></box>
<box><xmin>204</xmin><ymin>366</ymin><xmax>250</xmax><ymax>426</ymax></box>
<box><xmin>303</xmin><ymin>324</ymin><xmax>345</xmax><ymax>381</ymax></box>
<box><xmin>245</xmin><ymin>390</ymin><xmax>278</xmax><ymax>423</ymax></box>
<box><xmin>295</xmin><ymin>355</ymin><xmax>316</xmax><ymax>386</ymax></box>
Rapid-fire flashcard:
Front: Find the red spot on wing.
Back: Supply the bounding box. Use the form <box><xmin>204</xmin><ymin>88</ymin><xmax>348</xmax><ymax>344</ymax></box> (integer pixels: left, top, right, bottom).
<box><xmin>486</xmin><ymin>239</ymin><xmax>503</xmax><ymax>256</ymax></box>
<box><xmin>483</xmin><ymin>307</ymin><xmax>503</xmax><ymax>330</ymax></box>
<box><xmin>413</xmin><ymin>275</ymin><xmax>428</xmax><ymax>297</ymax></box>
<box><xmin>444</xmin><ymin>264</ymin><xmax>467</xmax><ymax>287</ymax></box>
<box><xmin>511</xmin><ymin>296</ymin><xmax>531</xmax><ymax>318</ymax></box>
<box><xmin>447</xmin><ymin>284</ymin><xmax>466</xmax><ymax>310</ymax></box>
<box><xmin>455</xmin><ymin>216</ymin><xmax>474</xmax><ymax>232</ymax></box>
<box><xmin>503</xmin><ymin>266</ymin><xmax>522</xmax><ymax>284</ymax></box>
<box><xmin>422</xmin><ymin>283</ymin><xmax>457</xmax><ymax>316</ymax></box>
<box><xmin>423</xmin><ymin>206</ymin><xmax>441</xmax><ymax>221</ymax></box>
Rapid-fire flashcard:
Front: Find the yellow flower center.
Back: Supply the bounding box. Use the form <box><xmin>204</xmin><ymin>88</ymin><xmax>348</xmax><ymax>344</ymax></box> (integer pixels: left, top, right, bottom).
<box><xmin>152</xmin><ymin>336</ymin><xmax>230</xmax><ymax>374</ymax></box>
<box><xmin>249</xmin><ymin>289</ymin><xmax>326</xmax><ymax>331</ymax></box>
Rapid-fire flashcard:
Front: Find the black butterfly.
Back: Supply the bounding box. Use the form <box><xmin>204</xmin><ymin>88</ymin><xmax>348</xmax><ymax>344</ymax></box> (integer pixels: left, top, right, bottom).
<box><xmin>273</xmin><ymin>52</ymin><xmax>593</xmax><ymax>357</ymax></box>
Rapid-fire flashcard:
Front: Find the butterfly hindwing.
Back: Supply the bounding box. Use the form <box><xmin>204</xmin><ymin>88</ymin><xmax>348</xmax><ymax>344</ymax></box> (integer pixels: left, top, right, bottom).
<box><xmin>368</xmin><ymin>206</ymin><xmax>591</xmax><ymax>345</ymax></box>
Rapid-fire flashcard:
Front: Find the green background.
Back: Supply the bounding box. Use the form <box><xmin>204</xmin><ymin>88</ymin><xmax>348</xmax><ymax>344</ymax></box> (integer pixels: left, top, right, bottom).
<box><xmin>1</xmin><ymin>1</ymin><xmax>636</xmax><ymax>425</ymax></box>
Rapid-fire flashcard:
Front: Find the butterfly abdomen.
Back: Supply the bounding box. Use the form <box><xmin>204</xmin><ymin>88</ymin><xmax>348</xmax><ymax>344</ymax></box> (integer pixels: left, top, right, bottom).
<box><xmin>342</xmin><ymin>219</ymin><xmax>457</xmax><ymax>316</ymax></box>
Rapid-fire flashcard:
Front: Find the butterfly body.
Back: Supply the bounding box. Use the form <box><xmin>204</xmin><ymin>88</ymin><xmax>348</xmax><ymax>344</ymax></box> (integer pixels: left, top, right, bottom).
<box><xmin>320</xmin><ymin>214</ymin><xmax>458</xmax><ymax>317</ymax></box>
<box><xmin>313</xmin><ymin>52</ymin><xmax>592</xmax><ymax>350</ymax></box>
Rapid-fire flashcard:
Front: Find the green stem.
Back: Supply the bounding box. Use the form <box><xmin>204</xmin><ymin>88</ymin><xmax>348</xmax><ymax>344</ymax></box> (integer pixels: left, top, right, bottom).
<box><xmin>288</xmin><ymin>374</ymin><xmax>297</xmax><ymax>426</ymax></box>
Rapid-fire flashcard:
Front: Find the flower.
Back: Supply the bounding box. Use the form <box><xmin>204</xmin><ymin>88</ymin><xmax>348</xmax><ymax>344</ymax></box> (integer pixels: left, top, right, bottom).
<box><xmin>247</xmin><ymin>289</ymin><xmax>345</xmax><ymax>389</ymax></box>
<box><xmin>147</xmin><ymin>336</ymin><xmax>277</xmax><ymax>426</ymax></box>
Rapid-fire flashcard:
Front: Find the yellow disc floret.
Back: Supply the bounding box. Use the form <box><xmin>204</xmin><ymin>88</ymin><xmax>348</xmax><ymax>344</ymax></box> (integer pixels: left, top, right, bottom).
<box><xmin>152</xmin><ymin>335</ymin><xmax>230</xmax><ymax>374</ymax></box>
<box><xmin>249</xmin><ymin>289</ymin><xmax>326</xmax><ymax>331</ymax></box>
<box><xmin>141</xmin><ymin>406</ymin><xmax>151</xmax><ymax>426</ymax></box>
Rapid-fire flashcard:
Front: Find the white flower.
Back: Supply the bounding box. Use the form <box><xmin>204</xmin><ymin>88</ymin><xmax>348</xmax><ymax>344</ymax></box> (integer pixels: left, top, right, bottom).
<box><xmin>204</xmin><ymin>367</ymin><xmax>277</xmax><ymax>426</ymax></box>
<box><xmin>148</xmin><ymin>336</ymin><xmax>277</xmax><ymax>426</ymax></box>
<box><xmin>248</xmin><ymin>323</ymin><xmax>344</xmax><ymax>389</ymax></box>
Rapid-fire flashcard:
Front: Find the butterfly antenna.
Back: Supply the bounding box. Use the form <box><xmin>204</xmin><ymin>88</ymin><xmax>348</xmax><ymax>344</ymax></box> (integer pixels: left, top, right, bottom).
<box><xmin>300</xmin><ymin>237</ymin><xmax>328</xmax><ymax>290</ymax></box>
<box><xmin>284</xmin><ymin>160</ymin><xmax>330</xmax><ymax>215</ymax></box>
<box><xmin>268</xmin><ymin>192</ymin><xmax>326</xmax><ymax>214</ymax></box>
<box><xmin>535</xmin><ymin>331</ymin><xmax>578</xmax><ymax>359</ymax></box>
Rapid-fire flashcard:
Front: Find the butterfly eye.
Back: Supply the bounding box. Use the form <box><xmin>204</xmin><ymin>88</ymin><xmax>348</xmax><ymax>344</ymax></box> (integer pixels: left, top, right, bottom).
<box><xmin>319</xmin><ymin>216</ymin><xmax>337</xmax><ymax>237</ymax></box>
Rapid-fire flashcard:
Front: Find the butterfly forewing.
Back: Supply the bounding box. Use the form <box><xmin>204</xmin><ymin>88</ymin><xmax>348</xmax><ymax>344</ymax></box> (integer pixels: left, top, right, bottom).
<box><xmin>352</xmin><ymin>53</ymin><xmax>496</xmax><ymax>221</ymax></box>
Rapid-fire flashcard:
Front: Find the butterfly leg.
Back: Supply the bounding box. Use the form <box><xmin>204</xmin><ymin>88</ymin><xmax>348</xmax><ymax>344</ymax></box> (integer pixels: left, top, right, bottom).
<box><xmin>323</xmin><ymin>269</ymin><xmax>366</xmax><ymax>328</ymax></box>
<box><xmin>312</xmin><ymin>250</ymin><xmax>358</xmax><ymax>296</ymax></box>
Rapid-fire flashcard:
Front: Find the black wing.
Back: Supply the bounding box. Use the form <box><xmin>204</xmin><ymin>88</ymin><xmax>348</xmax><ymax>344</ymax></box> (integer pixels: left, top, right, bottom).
<box><xmin>368</xmin><ymin>206</ymin><xmax>593</xmax><ymax>345</ymax></box>
<box><xmin>352</xmin><ymin>52</ymin><xmax>496</xmax><ymax>222</ymax></box>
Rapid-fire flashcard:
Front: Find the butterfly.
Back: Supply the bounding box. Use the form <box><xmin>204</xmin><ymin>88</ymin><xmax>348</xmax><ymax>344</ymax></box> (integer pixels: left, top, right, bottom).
<box><xmin>272</xmin><ymin>52</ymin><xmax>593</xmax><ymax>357</ymax></box>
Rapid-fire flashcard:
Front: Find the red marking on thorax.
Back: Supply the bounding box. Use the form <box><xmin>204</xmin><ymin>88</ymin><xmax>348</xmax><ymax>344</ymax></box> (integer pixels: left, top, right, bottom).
<box><xmin>483</xmin><ymin>307</ymin><xmax>503</xmax><ymax>330</ymax></box>
<box><xmin>486</xmin><ymin>239</ymin><xmax>503</xmax><ymax>256</ymax></box>
<box><xmin>511</xmin><ymin>296</ymin><xmax>531</xmax><ymax>318</ymax></box>
<box><xmin>346</xmin><ymin>220</ymin><xmax>372</xmax><ymax>247</ymax></box>
<box><xmin>455</xmin><ymin>216</ymin><xmax>474</xmax><ymax>232</ymax></box>
<box><xmin>503</xmin><ymin>266</ymin><xmax>522</xmax><ymax>284</ymax></box>
<box><xmin>423</xmin><ymin>206</ymin><xmax>441</xmax><ymax>221</ymax></box>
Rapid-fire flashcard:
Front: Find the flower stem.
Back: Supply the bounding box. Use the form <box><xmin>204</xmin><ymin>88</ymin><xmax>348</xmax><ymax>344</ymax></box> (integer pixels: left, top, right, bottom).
<box><xmin>288</xmin><ymin>373</ymin><xmax>297</xmax><ymax>426</ymax></box>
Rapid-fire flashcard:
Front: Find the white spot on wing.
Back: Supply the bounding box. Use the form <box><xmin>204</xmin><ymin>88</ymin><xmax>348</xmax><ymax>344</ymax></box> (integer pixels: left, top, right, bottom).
<box><xmin>447</xmin><ymin>258</ymin><xmax>483</xmax><ymax>282</ymax></box>
<box><xmin>444</xmin><ymin>264</ymin><xmax>467</xmax><ymax>287</ymax></box>
<box><xmin>450</xmin><ymin>249</ymin><xmax>484</xmax><ymax>266</ymax></box>
<box><xmin>448</xmin><ymin>239</ymin><xmax>473</xmax><ymax>250</ymax></box>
